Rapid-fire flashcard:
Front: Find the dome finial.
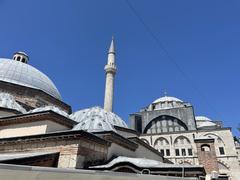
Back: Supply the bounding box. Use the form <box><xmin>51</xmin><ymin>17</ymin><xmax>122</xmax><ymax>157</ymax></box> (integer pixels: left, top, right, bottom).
<box><xmin>164</xmin><ymin>90</ymin><xmax>167</xmax><ymax>97</ymax></box>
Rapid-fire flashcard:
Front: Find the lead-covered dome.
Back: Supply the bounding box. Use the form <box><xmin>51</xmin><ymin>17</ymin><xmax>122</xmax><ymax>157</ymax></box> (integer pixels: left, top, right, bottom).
<box><xmin>153</xmin><ymin>96</ymin><xmax>183</xmax><ymax>104</ymax></box>
<box><xmin>149</xmin><ymin>96</ymin><xmax>184</xmax><ymax>110</ymax></box>
<box><xmin>195</xmin><ymin>116</ymin><xmax>217</xmax><ymax>128</ymax></box>
<box><xmin>0</xmin><ymin>58</ymin><xmax>61</xmax><ymax>100</ymax></box>
<box><xmin>70</xmin><ymin>106</ymin><xmax>128</xmax><ymax>132</ymax></box>
<box><xmin>195</xmin><ymin>116</ymin><xmax>211</xmax><ymax>121</ymax></box>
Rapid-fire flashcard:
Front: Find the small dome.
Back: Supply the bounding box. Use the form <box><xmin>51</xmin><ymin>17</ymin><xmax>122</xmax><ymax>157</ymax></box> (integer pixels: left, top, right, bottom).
<box><xmin>29</xmin><ymin>106</ymin><xmax>69</xmax><ymax>117</ymax></box>
<box><xmin>195</xmin><ymin>116</ymin><xmax>211</xmax><ymax>121</ymax></box>
<box><xmin>195</xmin><ymin>116</ymin><xmax>216</xmax><ymax>128</ymax></box>
<box><xmin>153</xmin><ymin>96</ymin><xmax>183</xmax><ymax>104</ymax></box>
<box><xmin>0</xmin><ymin>92</ymin><xmax>26</xmax><ymax>113</ymax></box>
<box><xmin>15</xmin><ymin>51</ymin><xmax>28</xmax><ymax>57</ymax></box>
<box><xmin>70</xmin><ymin>106</ymin><xmax>128</xmax><ymax>132</ymax></box>
<box><xmin>0</xmin><ymin>59</ymin><xmax>61</xmax><ymax>100</ymax></box>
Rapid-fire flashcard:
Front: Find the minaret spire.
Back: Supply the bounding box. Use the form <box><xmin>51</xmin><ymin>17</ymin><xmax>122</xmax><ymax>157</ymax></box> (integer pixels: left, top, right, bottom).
<box><xmin>104</xmin><ymin>37</ymin><xmax>117</xmax><ymax>112</ymax></box>
<box><xmin>108</xmin><ymin>36</ymin><xmax>115</xmax><ymax>54</ymax></box>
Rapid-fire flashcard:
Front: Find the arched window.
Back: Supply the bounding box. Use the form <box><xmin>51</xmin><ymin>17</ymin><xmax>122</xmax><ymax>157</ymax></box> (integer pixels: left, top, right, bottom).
<box><xmin>174</xmin><ymin>136</ymin><xmax>193</xmax><ymax>156</ymax></box>
<box><xmin>201</xmin><ymin>144</ymin><xmax>211</xmax><ymax>152</ymax></box>
<box><xmin>154</xmin><ymin>137</ymin><xmax>170</xmax><ymax>156</ymax></box>
<box><xmin>144</xmin><ymin>115</ymin><xmax>188</xmax><ymax>134</ymax></box>
<box><xmin>203</xmin><ymin>133</ymin><xmax>225</xmax><ymax>155</ymax></box>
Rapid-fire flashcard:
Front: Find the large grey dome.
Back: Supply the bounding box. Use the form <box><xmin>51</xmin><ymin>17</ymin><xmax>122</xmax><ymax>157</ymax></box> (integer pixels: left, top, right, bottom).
<box><xmin>150</xmin><ymin>96</ymin><xmax>184</xmax><ymax>110</ymax></box>
<box><xmin>153</xmin><ymin>96</ymin><xmax>183</xmax><ymax>104</ymax></box>
<box><xmin>0</xmin><ymin>59</ymin><xmax>61</xmax><ymax>100</ymax></box>
<box><xmin>70</xmin><ymin>106</ymin><xmax>128</xmax><ymax>132</ymax></box>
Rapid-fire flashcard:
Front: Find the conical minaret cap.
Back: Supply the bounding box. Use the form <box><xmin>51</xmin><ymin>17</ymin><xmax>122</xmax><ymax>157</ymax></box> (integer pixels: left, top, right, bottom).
<box><xmin>108</xmin><ymin>37</ymin><xmax>115</xmax><ymax>54</ymax></box>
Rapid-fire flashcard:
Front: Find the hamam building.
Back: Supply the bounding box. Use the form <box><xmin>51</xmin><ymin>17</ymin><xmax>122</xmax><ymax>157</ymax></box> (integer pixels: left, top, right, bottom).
<box><xmin>0</xmin><ymin>39</ymin><xmax>238</xmax><ymax>180</ymax></box>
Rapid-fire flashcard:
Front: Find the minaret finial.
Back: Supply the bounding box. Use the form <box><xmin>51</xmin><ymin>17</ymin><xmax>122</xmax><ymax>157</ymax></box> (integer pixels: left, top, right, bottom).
<box><xmin>104</xmin><ymin>37</ymin><xmax>117</xmax><ymax>112</ymax></box>
<box><xmin>108</xmin><ymin>36</ymin><xmax>115</xmax><ymax>54</ymax></box>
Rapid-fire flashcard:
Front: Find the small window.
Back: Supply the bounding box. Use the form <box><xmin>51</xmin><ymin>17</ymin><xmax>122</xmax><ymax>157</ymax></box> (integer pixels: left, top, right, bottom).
<box><xmin>22</xmin><ymin>58</ymin><xmax>26</xmax><ymax>63</ymax></box>
<box><xmin>17</xmin><ymin>56</ymin><xmax>21</xmax><ymax>61</ymax></box>
<box><xmin>166</xmin><ymin>149</ymin><xmax>170</xmax><ymax>156</ymax></box>
<box><xmin>152</xmin><ymin>105</ymin><xmax>155</xmax><ymax>110</ymax></box>
<box><xmin>160</xmin><ymin>149</ymin><xmax>164</xmax><ymax>156</ymax></box>
<box><xmin>201</xmin><ymin>144</ymin><xmax>211</xmax><ymax>152</ymax></box>
<box><xmin>219</xmin><ymin>147</ymin><xmax>225</xmax><ymax>155</ymax></box>
<box><xmin>175</xmin><ymin>149</ymin><xmax>180</xmax><ymax>156</ymax></box>
<box><xmin>188</xmin><ymin>148</ymin><xmax>193</xmax><ymax>156</ymax></box>
<box><xmin>181</xmin><ymin>149</ymin><xmax>186</xmax><ymax>156</ymax></box>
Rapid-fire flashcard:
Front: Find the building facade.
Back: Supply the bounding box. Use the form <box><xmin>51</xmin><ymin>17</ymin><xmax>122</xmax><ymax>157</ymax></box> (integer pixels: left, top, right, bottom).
<box><xmin>0</xmin><ymin>41</ymin><xmax>207</xmax><ymax>180</ymax></box>
<box><xmin>130</xmin><ymin>96</ymin><xmax>240</xmax><ymax>179</ymax></box>
<box><xmin>0</xmin><ymin>39</ymin><xmax>238</xmax><ymax>179</ymax></box>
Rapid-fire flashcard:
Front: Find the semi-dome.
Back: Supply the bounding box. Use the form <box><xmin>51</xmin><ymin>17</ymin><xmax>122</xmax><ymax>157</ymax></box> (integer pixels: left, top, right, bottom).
<box><xmin>0</xmin><ymin>58</ymin><xmax>61</xmax><ymax>100</ymax></box>
<box><xmin>0</xmin><ymin>92</ymin><xmax>26</xmax><ymax>113</ymax></box>
<box><xmin>70</xmin><ymin>106</ymin><xmax>128</xmax><ymax>132</ymax></box>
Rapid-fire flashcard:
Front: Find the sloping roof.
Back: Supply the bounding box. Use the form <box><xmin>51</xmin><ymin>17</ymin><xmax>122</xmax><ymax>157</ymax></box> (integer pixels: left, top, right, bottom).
<box><xmin>0</xmin><ymin>152</ymin><xmax>58</xmax><ymax>162</ymax></box>
<box><xmin>29</xmin><ymin>106</ymin><xmax>69</xmax><ymax>118</ymax></box>
<box><xmin>0</xmin><ymin>92</ymin><xmax>26</xmax><ymax>113</ymax></box>
<box><xmin>0</xmin><ymin>130</ymin><xmax>110</xmax><ymax>146</ymax></box>
<box><xmin>0</xmin><ymin>110</ymin><xmax>77</xmax><ymax>128</ymax></box>
<box><xmin>90</xmin><ymin>156</ymin><xmax>202</xmax><ymax>169</ymax></box>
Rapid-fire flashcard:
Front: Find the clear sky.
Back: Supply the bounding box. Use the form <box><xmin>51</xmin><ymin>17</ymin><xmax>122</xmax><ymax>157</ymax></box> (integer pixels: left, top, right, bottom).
<box><xmin>0</xmin><ymin>0</ymin><xmax>239</xmax><ymax>135</ymax></box>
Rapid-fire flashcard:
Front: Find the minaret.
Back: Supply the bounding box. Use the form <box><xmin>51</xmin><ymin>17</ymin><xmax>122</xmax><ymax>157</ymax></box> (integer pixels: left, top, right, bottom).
<box><xmin>104</xmin><ymin>37</ymin><xmax>117</xmax><ymax>112</ymax></box>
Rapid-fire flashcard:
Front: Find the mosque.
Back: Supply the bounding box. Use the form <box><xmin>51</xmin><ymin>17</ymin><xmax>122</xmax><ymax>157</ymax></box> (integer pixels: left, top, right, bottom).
<box><xmin>0</xmin><ymin>38</ymin><xmax>239</xmax><ymax>180</ymax></box>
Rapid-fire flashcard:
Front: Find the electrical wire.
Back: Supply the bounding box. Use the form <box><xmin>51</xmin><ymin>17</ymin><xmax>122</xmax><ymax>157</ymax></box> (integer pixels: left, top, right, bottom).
<box><xmin>124</xmin><ymin>0</ymin><xmax>220</xmax><ymax>116</ymax></box>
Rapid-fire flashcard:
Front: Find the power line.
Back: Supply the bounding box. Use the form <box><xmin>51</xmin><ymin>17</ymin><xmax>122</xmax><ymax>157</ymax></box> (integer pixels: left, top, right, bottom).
<box><xmin>124</xmin><ymin>0</ymin><xmax>220</xmax><ymax>116</ymax></box>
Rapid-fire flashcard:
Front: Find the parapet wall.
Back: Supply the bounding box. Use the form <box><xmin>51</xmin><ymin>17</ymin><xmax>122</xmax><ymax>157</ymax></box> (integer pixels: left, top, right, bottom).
<box><xmin>0</xmin><ymin>163</ymin><xmax>198</xmax><ymax>180</ymax></box>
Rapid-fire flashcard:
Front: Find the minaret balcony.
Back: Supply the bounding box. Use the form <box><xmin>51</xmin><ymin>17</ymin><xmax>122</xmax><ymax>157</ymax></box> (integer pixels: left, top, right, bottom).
<box><xmin>104</xmin><ymin>64</ymin><xmax>117</xmax><ymax>74</ymax></box>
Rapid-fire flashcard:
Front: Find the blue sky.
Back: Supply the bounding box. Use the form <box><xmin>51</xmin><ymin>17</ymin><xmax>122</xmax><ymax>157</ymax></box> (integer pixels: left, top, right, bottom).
<box><xmin>0</xmin><ymin>0</ymin><xmax>239</xmax><ymax>135</ymax></box>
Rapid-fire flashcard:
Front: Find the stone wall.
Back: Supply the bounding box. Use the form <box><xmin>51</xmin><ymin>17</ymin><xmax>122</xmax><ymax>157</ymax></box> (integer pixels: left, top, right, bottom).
<box><xmin>130</xmin><ymin>106</ymin><xmax>196</xmax><ymax>134</ymax></box>
<box><xmin>0</xmin><ymin>120</ymin><xmax>69</xmax><ymax>138</ymax></box>
<box><xmin>195</xmin><ymin>139</ymin><xmax>218</xmax><ymax>174</ymax></box>
<box><xmin>0</xmin><ymin>137</ymin><xmax>108</xmax><ymax>168</ymax></box>
<box><xmin>139</xmin><ymin>128</ymin><xmax>240</xmax><ymax>180</ymax></box>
